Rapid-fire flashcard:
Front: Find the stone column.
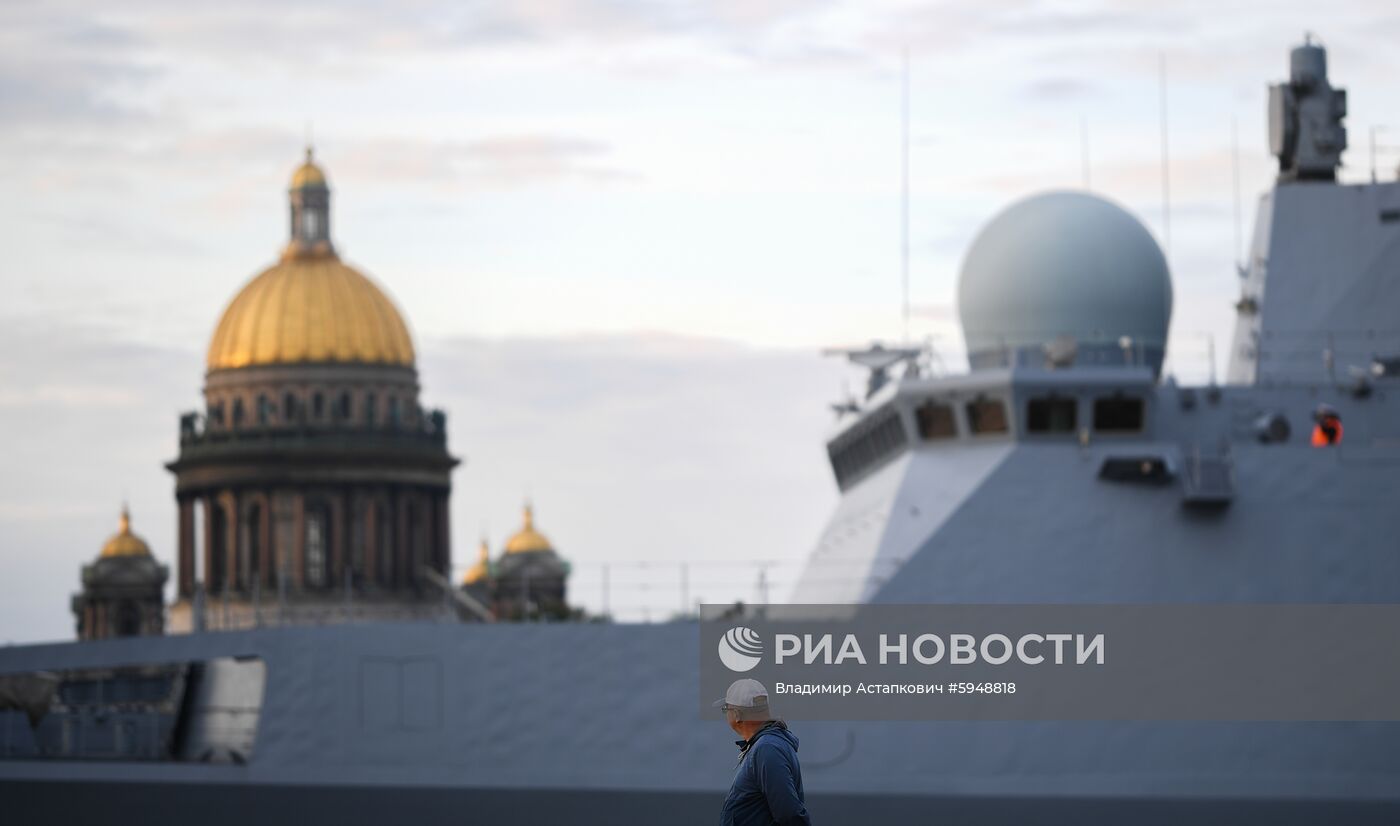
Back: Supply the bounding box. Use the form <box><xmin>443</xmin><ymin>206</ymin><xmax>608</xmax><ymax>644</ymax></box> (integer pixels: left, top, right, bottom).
<box><xmin>435</xmin><ymin>490</ymin><xmax>451</xmax><ymax>577</ymax></box>
<box><xmin>202</xmin><ymin>494</ymin><xmax>216</xmax><ymax>592</ymax></box>
<box><xmin>178</xmin><ymin>498</ymin><xmax>195</xmax><ymax>597</ymax></box>
<box><xmin>396</xmin><ymin>488</ymin><xmax>411</xmax><ymax>588</ymax></box>
<box><xmin>272</xmin><ymin>490</ymin><xmax>297</xmax><ymax>601</ymax></box>
<box><xmin>256</xmin><ymin>491</ymin><xmax>273</xmax><ymax>589</ymax></box>
<box><xmin>292</xmin><ymin>491</ymin><xmax>306</xmax><ymax>590</ymax></box>
<box><xmin>219</xmin><ymin>491</ymin><xmax>239</xmax><ymax>593</ymax></box>
<box><xmin>365</xmin><ymin>493</ymin><xmax>380</xmax><ymax>588</ymax></box>
<box><xmin>328</xmin><ymin>489</ymin><xmax>346</xmax><ymax>587</ymax></box>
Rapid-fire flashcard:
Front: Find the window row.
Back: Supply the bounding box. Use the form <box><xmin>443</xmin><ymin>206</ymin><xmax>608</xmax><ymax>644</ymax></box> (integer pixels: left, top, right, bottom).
<box><xmin>913</xmin><ymin>394</ymin><xmax>1144</xmax><ymax>441</ymax></box>
<box><xmin>207</xmin><ymin>389</ymin><xmax>414</xmax><ymax>430</ymax></box>
<box><xmin>829</xmin><ymin>407</ymin><xmax>910</xmax><ymax>490</ymax></box>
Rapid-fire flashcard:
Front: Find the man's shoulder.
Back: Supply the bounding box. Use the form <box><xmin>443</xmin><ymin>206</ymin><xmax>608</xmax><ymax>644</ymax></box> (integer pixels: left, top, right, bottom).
<box><xmin>749</xmin><ymin>735</ymin><xmax>796</xmax><ymax>760</ymax></box>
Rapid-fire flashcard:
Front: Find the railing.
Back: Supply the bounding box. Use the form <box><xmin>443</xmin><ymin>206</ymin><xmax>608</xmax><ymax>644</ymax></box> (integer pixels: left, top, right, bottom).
<box><xmin>174</xmin><ymin>415</ymin><xmax>452</xmax><ymax>465</ymax></box>
<box><xmin>968</xmin><ymin>333</ymin><xmax>1165</xmax><ymax>372</ymax></box>
<box><xmin>838</xmin><ymin>328</ymin><xmax>1400</xmax><ymax>391</ymax></box>
<box><xmin>179</xmin><ymin>408</ymin><xmax>449</xmax><ymax>446</ymax></box>
<box><xmin>1243</xmin><ymin>329</ymin><xmax>1400</xmax><ymax>384</ymax></box>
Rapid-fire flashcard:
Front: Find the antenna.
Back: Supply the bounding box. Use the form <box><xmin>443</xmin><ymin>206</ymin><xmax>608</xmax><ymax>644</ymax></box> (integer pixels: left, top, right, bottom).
<box><xmin>602</xmin><ymin>563</ymin><xmax>611</xmax><ymax>618</ymax></box>
<box><xmin>680</xmin><ymin>563</ymin><xmax>689</xmax><ymax>617</ymax></box>
<box><xmin>1080</xmin><ymin>114</ymin><xmax>1090</xmax><ymax>190</ymax></box>
<box><xmin>1232</xmin><ymin>115</ymin><xmax>1243</xmax><ymax>269</ymax></box>
<box><xmin>1158</xmin><ymin>53</ymin><xmax>1172</xmax><ymax>259</ymax></box>
<box><xmin>1371</xmin><ymin>125</ymin><xmax>1388</xmax><ymax>183</ymax></box>
<box><xmin>1203</xmin><ymin>332</ymin><xmax>1217</xmax><ymax>387</ymax></box>
<box><xmin>900</xmin><ymin>47</ymin><xmax>911</xmax><ymax>344</ymax></box>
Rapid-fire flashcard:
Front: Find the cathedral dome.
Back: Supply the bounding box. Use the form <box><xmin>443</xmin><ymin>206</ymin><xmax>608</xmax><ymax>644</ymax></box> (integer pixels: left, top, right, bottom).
<box><xmin>462</xmin><ymin>539</ymin><xmax>492</xmax><ymax>585</ymax></box>
<box><xmin>206</xmin><ymin>255</ymin><xmax>415</xmax><ymax>370</ymax></box>
<box><xmin>290</xmin><ymin>147</ymin><xmax>327</xmax><ymax>189</ymax></box>
<box><xmin>205</xmin><ymin>148</ymin><xmax>415</xmax><ymax>371</ymax></box>
<box><xmin>100</xmin><ymin>507</ymin><xmax>152</xmax><ymax>558</ymax></box>
<box><xmin>504</xmin><ymin>504</ymin><xmax>554</xmax><ymax>554</ymax></box>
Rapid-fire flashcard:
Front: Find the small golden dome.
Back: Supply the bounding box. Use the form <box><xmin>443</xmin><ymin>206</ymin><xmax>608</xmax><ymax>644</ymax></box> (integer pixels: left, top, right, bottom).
<box><xmin>101</xmin><ymin>506</ymin><xmax>152</xmax><ymax>558</ymax></box>
<box><xmin>290</xmin><ymin>146</ymin><xmax>327</xmax><ymax>189</ymax></box>
<box><xmin>504</xmin><ymin>503</ymin><xmax>554</xmax><ymax>554</ymax></box>
<box><xmin>462</xmin><ymin>539</ymin><xmax>491</xmax><ymax>585</ymax></box>
<box><xmin>206</xmin><ymin>255</ymin><xmax>415</xmax><ymax>370</ymax></box>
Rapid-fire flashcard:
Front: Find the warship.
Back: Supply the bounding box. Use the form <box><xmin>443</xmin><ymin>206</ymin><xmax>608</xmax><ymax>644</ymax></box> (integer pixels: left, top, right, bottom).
<box><xmin>3</xmin><ymin>38</ymin><xmax>1400</xmax><ymax>824</ymax></box>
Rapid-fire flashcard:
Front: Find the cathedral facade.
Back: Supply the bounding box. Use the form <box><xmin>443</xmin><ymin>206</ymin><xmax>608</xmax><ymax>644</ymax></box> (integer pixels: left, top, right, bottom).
<box><xmin>165</xmin><ymin>150</ymin><xmax>458</xmax><ymax>631</ymax></box>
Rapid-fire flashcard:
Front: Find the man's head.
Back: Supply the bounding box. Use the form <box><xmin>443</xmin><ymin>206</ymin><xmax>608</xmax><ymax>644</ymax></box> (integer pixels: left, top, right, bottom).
<box><xmin>714</xmin><ymin>678</ymin><xmax>772</xmax><ymax>738</ymax></box>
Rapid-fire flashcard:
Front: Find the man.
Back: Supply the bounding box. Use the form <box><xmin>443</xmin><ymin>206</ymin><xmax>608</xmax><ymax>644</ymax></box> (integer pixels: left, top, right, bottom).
<box><xmin>714</xmin><ymin>678</ymin><xmax>811</xmax><ymax>826</ymax></box>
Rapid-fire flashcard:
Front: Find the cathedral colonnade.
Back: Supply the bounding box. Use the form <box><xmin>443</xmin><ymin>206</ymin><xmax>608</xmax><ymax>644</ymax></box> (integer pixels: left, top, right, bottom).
<box><xmin>175</xmin><ymin>487</ymin><xmax>450</xmax><ymax>599</ymax></box>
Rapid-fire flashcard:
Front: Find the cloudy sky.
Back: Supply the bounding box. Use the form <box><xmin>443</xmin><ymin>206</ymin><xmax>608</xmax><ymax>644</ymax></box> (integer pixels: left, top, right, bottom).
<box><xmin>3</xmin><ymin>0</ymin><xmax>1398</xmax><ymax>641</ymax></box>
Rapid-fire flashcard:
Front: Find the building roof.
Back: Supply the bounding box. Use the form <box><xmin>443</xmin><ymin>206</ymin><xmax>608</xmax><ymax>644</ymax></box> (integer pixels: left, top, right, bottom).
<box><xmin>290</xmin><ymin>146</ymin><xmax>327</xmax><ymax>189</ymax></box>
<box><xmin>462</xmin><ymin>539</ymin><xmax>491</xmax><ymax>585</ymax></box>
<box><xmin>100</xmin><ymin>506</ymin><xmax>152</xmax><ymax>559</ymax></box>
<box><xmin>205</xmin><ymin>149</ymin><xmax>415</xmax><ymax>371</ymax></box>
<box><xmin>504</xmin><ymin>504</ymin><xmax>554</xmax><ymax>554</ymax></box>
<box><xmin>206</xmin><ymin>254</ymin><xmax>415</xmax><ymax>370</ymax></box>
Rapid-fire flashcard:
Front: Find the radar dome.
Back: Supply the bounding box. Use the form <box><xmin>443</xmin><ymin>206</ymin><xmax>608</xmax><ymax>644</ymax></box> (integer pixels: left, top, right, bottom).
<box><xmin>957</xmin><ymin>191</ymin><xmax>1172</xmax><ymax>376</ymax></box>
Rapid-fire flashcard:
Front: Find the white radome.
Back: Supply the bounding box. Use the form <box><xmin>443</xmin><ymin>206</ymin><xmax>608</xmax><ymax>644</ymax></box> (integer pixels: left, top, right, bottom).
<box><xmin>957</xmin><ymin>190</ymin><xmax>1173</xmax><ymax>375</ymax></box>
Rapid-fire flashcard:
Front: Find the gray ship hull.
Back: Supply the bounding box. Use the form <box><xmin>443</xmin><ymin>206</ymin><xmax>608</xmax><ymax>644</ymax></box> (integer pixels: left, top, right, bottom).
<box><xmin>3</xmin><ymin>623</ymin><xmax>1398</xmax><ymax>823</ymax></box>
<box><xmin>6</xmin><ymin>778</ymin><xmax>1398</xmax><ymax>825</ymax></box>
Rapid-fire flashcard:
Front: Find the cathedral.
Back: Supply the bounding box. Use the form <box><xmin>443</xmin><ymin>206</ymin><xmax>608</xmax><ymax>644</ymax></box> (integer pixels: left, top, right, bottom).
<box><xmin>165</xmin><ymin>149</ymin><xmax>459</xmax><ymax>630</ymax></box>
<box><xmin>69</xmin><ymin>148</ymin><xmax>573</xmax><ymax>633</ymax></box>
<box><xmin>71</xmin><ymin>507</ymin><xmax>167</xmax><ymax>640</ymax></box>
<box><xmin>462</xmin><ymin>503</ymin><xmax>573</xmax><ymax>621</ymax></box>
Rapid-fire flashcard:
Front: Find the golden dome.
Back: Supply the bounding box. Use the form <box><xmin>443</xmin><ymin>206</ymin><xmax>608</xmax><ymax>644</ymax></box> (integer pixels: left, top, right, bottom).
<box><xmin>462</xmin><ymin>539</ymin><xmax>492</xmax><ymax>585</ymax></box>
<box><xmin>206</xmin><ymin>254</ymin><xmax>415</xmax><ymax>370</ymax></box>
<box><xmin>101</xmin><ymin>506</ymin><xmax>152</xmax><ymax>558</ymax></box>
<box><xmin>504</xmin><ymin>503</ymin><xmax>554</xmax><ymax>554</ymax></box>
<box><xmin>290</xmin><ymin>146</ymin><xmax>327</xmax><ymax>189</ymax></box>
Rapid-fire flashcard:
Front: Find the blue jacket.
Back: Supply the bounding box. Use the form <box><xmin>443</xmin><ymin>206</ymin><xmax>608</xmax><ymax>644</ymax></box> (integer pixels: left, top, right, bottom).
<box><xmin>720</xmin><ymin>721</ymin><xmax>811</xmax><ymax>826</ymax></box>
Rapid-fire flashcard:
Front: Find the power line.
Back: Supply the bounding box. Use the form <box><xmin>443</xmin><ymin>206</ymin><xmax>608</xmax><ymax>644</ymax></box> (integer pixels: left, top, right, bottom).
<box><xmin>901</xmin><ymin>47</ymin><xmax>911</xmax><ymax>345</ymax></box>
<box><xmin>1159</xmin><ymin>52</ymin><xmax>1172</xmax><ymax>258</ymax></box>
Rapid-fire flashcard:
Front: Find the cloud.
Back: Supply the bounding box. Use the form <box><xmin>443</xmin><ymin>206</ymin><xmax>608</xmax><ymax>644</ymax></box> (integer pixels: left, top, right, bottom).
<box><xmin>333</xmin><ymin>135</ymin><xmax>638</xmax><ymax>188</ymax></box>
<box><xmin>1021</xmin><ymin>77</ymin><xmax>1098</xmax><ymax>100</ymax></box>
<box><xmin>8</xmin><ymin>0</ymin><xmax>838</xmax><ymax>69</ymax></box>
<box><xmin>0</xmin><ymin>6</ymin><xmax>159</xmax><ymax>129</ymax></box>
<box><xmin>0</xmin><ymin>56</ymin><xmax>158</xmax><ymax>128</ymax></box>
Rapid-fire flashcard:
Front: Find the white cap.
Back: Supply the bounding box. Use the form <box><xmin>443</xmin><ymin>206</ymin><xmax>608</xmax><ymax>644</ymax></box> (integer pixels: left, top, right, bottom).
<box><xmin>713</xmin><ymin>678</ymin><xmax>771</xmax><ymax>721</ymax></box>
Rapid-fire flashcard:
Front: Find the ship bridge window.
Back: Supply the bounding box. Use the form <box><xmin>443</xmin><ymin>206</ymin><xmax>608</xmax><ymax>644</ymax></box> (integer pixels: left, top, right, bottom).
<box><xmin>1026</xmin><ymin>396</ymin><xmax>1077</xmax><ymax>433</ymax></box>
<box><xmin>966</xmin><ymin>398</ymin><xmax>1009</xmax><ymax>435</ymax></box>
<box><xmin>828</xmin><ymin>406</ymin><xmax>909</xmax><ymax>489</ymax></box>
<box><xmin>915</xmin><ymin>400</ymin><xmax>956</xmax><ymax>440</ymax></box>
<box><xmin>1093</xmin><ymin>395</ymin><xmax>1144</xmax><ymax>433</ymax></box>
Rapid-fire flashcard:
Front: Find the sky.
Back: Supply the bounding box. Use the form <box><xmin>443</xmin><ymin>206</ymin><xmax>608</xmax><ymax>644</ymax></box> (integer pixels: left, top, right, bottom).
<box><xmin>3</xmin><ymin>0</ymin><xmax>1399</xmax><ymax>641</ymax></box>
